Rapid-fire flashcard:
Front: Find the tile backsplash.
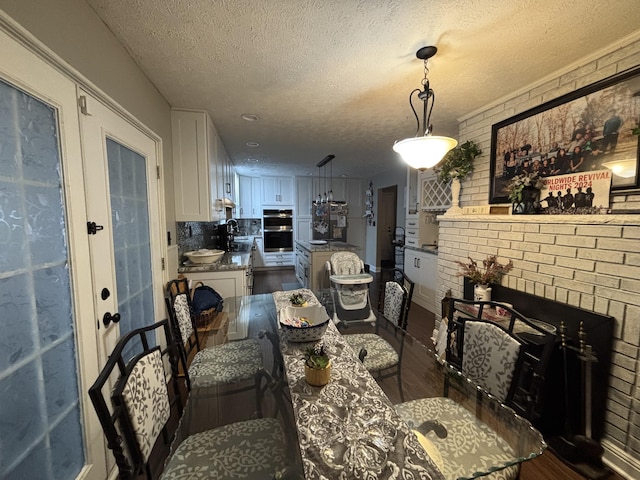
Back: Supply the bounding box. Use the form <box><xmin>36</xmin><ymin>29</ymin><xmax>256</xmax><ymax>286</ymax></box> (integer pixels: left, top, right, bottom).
<box><xmin>176</xmin><ymin>218</ymin><xmax>262</xmax><ymax>257</ymax></box>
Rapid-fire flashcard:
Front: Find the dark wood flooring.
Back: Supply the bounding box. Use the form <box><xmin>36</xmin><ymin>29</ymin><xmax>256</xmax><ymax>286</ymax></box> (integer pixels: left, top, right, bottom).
<box><xmin>253</xmin><ymin>268</ymin><xmax>624</xmax><ymax>480</ymax></box>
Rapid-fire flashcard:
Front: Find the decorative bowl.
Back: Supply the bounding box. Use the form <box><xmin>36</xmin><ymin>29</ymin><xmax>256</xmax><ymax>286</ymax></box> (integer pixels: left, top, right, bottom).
<box><xmin>280</xmin><ymin>305</ymin><xmax>330</xmax><ymax>342</ymax></box>
<box><xmin>184</xmin><ymin>249</ymin><xmax>225</xmax><ymax>264</ymax></box>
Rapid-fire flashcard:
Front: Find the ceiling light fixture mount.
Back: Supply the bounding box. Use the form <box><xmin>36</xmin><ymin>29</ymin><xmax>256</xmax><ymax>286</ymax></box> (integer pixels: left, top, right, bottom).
<box><xmin>392</xmin><ymin>46</ymin><xmax>457</xmax><ymax>171</ymax></box>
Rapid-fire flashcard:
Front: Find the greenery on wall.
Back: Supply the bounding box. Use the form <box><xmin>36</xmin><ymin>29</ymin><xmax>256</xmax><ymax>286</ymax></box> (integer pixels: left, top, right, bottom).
<box><xmin>434</xmin><ymin>140</ymin><xmax>482</xmax><ymax>183</ymax></box>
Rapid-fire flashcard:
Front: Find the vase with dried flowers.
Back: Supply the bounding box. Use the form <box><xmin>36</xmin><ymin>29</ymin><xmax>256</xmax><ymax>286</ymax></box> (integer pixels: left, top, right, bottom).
<box><xmin>303</xmin><ymin>343</ymin><xmax>331</xmax><ymax>386</ymax></box>
<box><xmin>456</xmin><ymin>255</ymin><xmax>514</xmax><ymax>302</ymax></box>
<box><xmin>507</xmin><ymin>171</ymin><xmax>545</xmax><ymax>214</ymax></box>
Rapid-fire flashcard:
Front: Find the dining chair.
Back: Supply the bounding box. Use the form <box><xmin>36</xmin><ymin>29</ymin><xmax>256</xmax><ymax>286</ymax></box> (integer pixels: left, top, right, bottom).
<box><xmin>340</xmin><ymin>268</ymin><xmax>414</xmax><ymax>401</ymax></box>
<box><xmin>165</xmin><ymin>277</ymin><xmax>270</xmax><ymax>417</ymax></box>
<box><xmin>88</xmin><ymin>319</ymin><xmax>290</xmax><ymax>480</ymax></box>
<box><xmin>395</xmin><ymin>298</ymin><xmax>557</xmax><ymax>480</ymax></box>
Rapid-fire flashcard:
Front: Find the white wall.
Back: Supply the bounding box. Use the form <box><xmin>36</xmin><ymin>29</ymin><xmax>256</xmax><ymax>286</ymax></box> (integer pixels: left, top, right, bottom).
<box><xmin>365</xmin><ymin>163</ymin><xmax>407</xmax><ymax>270</ymax></box>
<box><xmin>444</xmin><ymin>32</ymin><xmax>640</xmax><ymax>479</ymax></box>
<box><xmin>0</xmin><ymin>0</ymin><xmax>176</xmax><ymax>240</ymax></box>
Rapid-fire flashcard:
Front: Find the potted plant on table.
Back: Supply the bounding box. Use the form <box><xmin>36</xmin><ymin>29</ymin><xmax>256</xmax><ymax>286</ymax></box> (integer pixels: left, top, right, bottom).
<box><xmin>434</xmin><ymin>140</ymin><xmax>482</xmax><ymax>215</ymax></box>
<box><xmin>303</xmin><ymin>343</ymin><xmax>331</xmax><ymax>386</ymax></box>
<box><xmin>456</xmin><ymin>255</ymin><xmax>513</xmax><ymax>302</ymax></box>
<box><xmin>289</xmin><ymin>292</ymin><xmax>308</xmax><ymax>307</ymax></box>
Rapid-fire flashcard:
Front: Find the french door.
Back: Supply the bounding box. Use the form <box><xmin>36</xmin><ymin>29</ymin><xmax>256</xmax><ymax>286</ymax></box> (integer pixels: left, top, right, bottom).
<box><xmin>0</xmin><ymin>24</ymin><xmax>164</xmax><ymax>480</ymax></box>
<box><xmin>78</xmin><ymin>89</ymin><xmax>164</xmax><ymax>371</ymax></box>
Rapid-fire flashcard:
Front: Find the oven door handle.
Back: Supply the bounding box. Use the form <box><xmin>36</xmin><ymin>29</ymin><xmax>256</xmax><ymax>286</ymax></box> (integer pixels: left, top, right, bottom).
<box><xmin>263</xmin><ymin>227</ymin><xmax>293</xmax><ymax>232</ymax></box>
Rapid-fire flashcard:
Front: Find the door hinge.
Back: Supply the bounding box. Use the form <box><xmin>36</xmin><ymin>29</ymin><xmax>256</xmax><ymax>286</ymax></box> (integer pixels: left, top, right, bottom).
<box><xmin>78</xmin><ymin>95</ymin><xmax>91</xmax><ymax>116</ymax></box>
<box><xmin>157</xmin><ymin>166</ymin><xmax>161</xmax><ymax>180</ymax></box>
<box><xmin>161</xmin><ymin>257</ymin><xmax>166</xmax><ymax>270</ymax></box>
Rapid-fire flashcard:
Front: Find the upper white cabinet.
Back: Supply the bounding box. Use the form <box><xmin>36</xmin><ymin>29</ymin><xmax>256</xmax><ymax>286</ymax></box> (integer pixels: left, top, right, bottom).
<box><xmin>172</xmin><ymin>109</ymin><xmax>230</xmax><ymax>221</ymax></box>
<box><xmin>296</xmin><ymin>176</ymin><xmax>313</xmax><ymax>218</ymax></box>
<box><xmin>421</xmin><ymin>169</ymin><xmax>451</xmax><ymax>211</ymax></box>
<box><xmin>262</xmin><ymin>176</ymin><xmax>294</xmax><ymax>206</ymax></box>
<box><xmin>238</xmin><ymin>175</ymin><xmax>262</xmax><ymax>218</ymax></box>
<box><xmin>406</xmin><ymin>167</ymin><xmax>420</xmax><ymax>217</ymax></box>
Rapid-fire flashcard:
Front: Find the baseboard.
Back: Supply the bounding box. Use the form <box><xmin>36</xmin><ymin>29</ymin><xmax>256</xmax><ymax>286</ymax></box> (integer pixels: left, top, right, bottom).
<box><xmin>602</xmin><ymin>439</ymin><xmax>640</xmax><ymax>480</ymax></box>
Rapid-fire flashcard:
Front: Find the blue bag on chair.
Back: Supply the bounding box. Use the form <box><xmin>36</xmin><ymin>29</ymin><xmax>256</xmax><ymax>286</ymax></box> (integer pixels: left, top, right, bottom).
<box><xmin>191</xmin><ymin>282</ymin><xmax>224</xmax><ymax>314</ymax></box>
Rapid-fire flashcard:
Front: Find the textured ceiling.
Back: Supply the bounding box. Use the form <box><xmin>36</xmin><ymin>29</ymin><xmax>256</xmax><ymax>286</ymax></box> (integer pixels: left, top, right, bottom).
<box><xmin>85</xmin><ymin>0</ymin><xmax>639</xmax><ymax>178</ymax></box>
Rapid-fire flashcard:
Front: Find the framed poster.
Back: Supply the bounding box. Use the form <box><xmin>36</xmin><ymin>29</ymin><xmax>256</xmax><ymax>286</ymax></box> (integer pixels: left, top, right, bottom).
<box><xmin>490</xmin><ymin>66</ymin><xmax>640</xmax><ymax>204</ymax></box>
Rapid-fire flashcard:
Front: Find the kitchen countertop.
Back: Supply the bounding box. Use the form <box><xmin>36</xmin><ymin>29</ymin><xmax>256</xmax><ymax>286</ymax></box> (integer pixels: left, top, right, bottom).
<box><xmin>178</xmin><ymin>239</ymin><xmax>254</xmax><ymax>273</ymax></box>
<box><xmin>295</xmin><ymin>240</ymin><xmax>359</xmax><ymax>252</ymax></box>
<box><xmin>404</xmin><ymin>244</ymin><xmax>439</xmax><ymax>255</ymax></box>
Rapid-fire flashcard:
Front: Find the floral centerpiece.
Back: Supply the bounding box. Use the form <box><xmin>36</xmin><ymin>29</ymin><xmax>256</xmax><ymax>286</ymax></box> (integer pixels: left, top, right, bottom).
<box><xmin>303</xmin><ymin>343</ymin><xmax>331</xmax><ymax>386</ymax></box>
<box><xmin>507</xmin><ymin>171</ymin><xmax>545</xmax><ymax>214</ymax></box>
<box><xmin>456</xmin><ymin>255</ymin><xmax>513</xmax><ymax>286</ymax></box>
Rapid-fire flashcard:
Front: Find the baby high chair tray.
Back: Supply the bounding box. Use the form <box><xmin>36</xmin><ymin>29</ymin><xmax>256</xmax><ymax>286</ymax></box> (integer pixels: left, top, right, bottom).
<box><xmin>329</xmin><ymin>273</ymin><xmax>373</xmax><ymax>285</ymax></box>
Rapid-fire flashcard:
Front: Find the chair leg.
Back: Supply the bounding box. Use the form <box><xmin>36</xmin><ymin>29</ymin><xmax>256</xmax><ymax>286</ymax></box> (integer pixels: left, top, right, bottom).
<box><xmin>397</xmin><ymin>369</ymin><xmax>405</xmax><ymax>403</ymax></box>
<box><xmin>254</xmin><ymin>371</ymin><xmax>264</xmax><ymax>418</ymax></box>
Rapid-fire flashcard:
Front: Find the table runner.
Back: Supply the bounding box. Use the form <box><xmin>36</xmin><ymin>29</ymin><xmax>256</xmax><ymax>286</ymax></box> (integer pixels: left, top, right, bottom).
<box><xmin>272</xmin><ymin>290</ymin><xmax>444</xmax><ymax>480</ymax></box>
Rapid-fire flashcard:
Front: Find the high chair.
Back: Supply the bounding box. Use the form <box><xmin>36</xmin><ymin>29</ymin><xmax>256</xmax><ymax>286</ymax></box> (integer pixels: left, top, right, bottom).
<box><xmin>326</xmin><ymin>251</ymin><xmax>376</xmax><ymax>324</ymax></box>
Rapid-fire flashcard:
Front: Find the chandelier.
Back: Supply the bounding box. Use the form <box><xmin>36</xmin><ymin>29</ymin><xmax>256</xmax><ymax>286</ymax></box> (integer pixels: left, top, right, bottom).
<box><xmin>393</xmin><ymin>46</ymin><xmax>457</xmax><ymax>170</ymax></box>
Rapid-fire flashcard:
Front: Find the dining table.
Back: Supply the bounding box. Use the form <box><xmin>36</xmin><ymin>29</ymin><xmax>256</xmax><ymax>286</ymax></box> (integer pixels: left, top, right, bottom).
<box><xmin>169</xmin><ymin>288</ymin><xmax>547</xmax><ymax>480</ymax></box>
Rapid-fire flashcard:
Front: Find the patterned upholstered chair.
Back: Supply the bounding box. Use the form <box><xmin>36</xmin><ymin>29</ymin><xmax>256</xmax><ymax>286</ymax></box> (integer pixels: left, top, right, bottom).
<box><xmin>165</xmin><ymin>277</ymin><xmax>269</xmax><ymax>417</ymax></box>
<box><xmin>396</xmin><ymin>298</ymin><xmax>556</xmax><ymax>480</ymax></box>
<box><xmin>341</xmin><ymin>268</ymin><xmax>414</xmax><ymax>401</ymax></box>
<box><xmin>88</xmin><ymin>319</ymin><xmax>290</xmax><ymax>479</ymax></box>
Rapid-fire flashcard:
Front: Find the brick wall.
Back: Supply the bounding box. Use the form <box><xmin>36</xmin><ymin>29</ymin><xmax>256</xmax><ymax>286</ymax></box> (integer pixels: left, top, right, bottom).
<box><xmin>440</xmin><ymin>33</ymin><xmax>640</xmax><ymax>478</ymax></box>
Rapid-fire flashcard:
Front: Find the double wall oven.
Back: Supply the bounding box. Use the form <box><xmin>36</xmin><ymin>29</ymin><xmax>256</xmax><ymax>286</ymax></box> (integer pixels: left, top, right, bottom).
<box><xmin>263</xmin><ymin>209</ymin><xmax>293</xmax><ymax>252</ymax></box>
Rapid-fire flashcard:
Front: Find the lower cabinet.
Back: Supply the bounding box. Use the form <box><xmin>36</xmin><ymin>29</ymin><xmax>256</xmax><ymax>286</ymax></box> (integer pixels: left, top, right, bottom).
<box><xmin>295</xmin><ymin>244</ymin><xmax>335</xmax><ymax>290</ymax></box>
<box><xmin>186</xmin><ymin>269</ymin><xmax>248</xmax><ymax>299</ymax></box>
<box><xmin>262</xmin><ymin>251</ymin><xmax>294</xmax><ymax>267</ymax></box>
<box><xmin>404</xmin><ymin>249</ymin><xmax>437</xmax><ymax>314</ymax></box>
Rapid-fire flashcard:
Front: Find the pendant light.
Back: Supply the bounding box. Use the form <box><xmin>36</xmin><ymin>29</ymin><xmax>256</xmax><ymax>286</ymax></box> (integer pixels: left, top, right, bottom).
<box><xmin>393</xmin><ymin>46</ymin><xmax>457</xmax><ymax>171</ymax></box>
<box><xmin>313</xmin><ymin>154</ymin><xmax>335</xmax><ymax>205</ymax></box>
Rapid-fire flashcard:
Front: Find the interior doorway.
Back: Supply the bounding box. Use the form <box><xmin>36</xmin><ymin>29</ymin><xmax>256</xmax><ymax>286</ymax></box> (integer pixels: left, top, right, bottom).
<box><xmin>376</xmin><ymin>186</ymin><xmax>397</xmax><ymax>270</ymax></box>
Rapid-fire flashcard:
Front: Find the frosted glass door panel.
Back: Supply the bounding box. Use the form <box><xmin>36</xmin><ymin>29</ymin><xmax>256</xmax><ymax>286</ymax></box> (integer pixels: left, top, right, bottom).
<box><xmin>0</xmin><ymin>80</ymin><xmax>84</xmax><ymax>478</ymax></box>
<box><xmin>107</xmin><ymin>138</ymin><xmax>154</xmax><ymax>340</ymax></box>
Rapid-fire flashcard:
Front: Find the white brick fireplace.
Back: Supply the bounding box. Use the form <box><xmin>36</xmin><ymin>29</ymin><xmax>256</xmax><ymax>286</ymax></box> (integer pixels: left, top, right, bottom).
<box><xmin>440</xmin><ymin>31</ymin><xmax>640</xmax><ymax>478</ymax></box>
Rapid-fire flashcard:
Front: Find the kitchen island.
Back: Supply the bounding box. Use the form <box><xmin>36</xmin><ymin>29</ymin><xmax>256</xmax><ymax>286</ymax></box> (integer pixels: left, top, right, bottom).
<box><xmin>295</xmin><ymin>240</ymin><xmax>360</xmax><ymax>290</ymax></box>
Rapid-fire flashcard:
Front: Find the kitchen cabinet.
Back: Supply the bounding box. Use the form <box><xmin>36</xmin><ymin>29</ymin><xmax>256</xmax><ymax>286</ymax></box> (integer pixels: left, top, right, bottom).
<box><xmin>420</xmin><ymin>168</ymin><xmax>451</xmax><ymax>211</ymax></box>
<box><xmin>406</xmin><ymin>167</ymin><xmax>420</xmax><ymax>217</ymax></box>
<box><xmin>295</xmin><ymin>243</ymin><xmax>337</xmax><ymax>290</ymax></box>
<box><xmin>253</xmin><ymin>236</ymin><xmax>264</xmax><ymax>268</ymax></box>
<box><xmin>186</xmin><ymin>269</ymin><xmax>248</xmax><ymax>301</ymax></box>
<box><xmin>238</xmin><ymin>175</ymin><xmax>262</xmax><ymax>218</ymax></box>
<box><xmin>262</xmin><ymin>176</ymin><xmax>294</xmax><ymax>206</ymax></box>
<box><xmin>172</xmin><ymin>109</ymin><xmax>227</xmax><ymax>221</ymax></box>
<box><xmin>262</xmin><ymin>251</ymin><xmax>294</xmax><ymax>268</ymax></box>
<box><xmin>404</xmin><ymin>249</ymin><xmax>437</xmax><ymax>314</ymax></box>
<box><xmin>296</xmin><ymin>176</ymin><xmax>313</xmax><ymax>218</ymax></box>
<box><xmin>296</xmin><ymin>218</ymin><xmax>312</xmax><ymax>243</ymax></box>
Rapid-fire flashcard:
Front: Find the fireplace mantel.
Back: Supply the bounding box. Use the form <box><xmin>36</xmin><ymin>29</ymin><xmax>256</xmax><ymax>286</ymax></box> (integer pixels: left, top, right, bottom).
<box><xmin>438</xmin><ymin>213</ymin><xmax>640</xmax><ymax>226</ymax></box>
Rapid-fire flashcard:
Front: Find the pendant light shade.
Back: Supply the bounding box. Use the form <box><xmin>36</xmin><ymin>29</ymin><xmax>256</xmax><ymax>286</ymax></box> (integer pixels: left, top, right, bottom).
<box><xmin>393</xmin><ymin>136</ymin><xmax>458</xmax><ymax>170</ymax></box>
<box><xmin>393</xmin><ymin>46</ymin><xmax>457</xmax><ymax>170</ymax></box>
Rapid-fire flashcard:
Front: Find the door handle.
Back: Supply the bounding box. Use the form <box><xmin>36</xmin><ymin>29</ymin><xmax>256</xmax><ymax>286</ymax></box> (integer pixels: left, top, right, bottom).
<box><xmin>103</xmin><ymin>312</ymin><xmax>121</xmax><ymax>327</ymax></box>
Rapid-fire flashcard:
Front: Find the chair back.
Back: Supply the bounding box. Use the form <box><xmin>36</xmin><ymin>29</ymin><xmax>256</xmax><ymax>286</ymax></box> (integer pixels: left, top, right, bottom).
<box><xmin>166</xmin><ymin>278</ymin><xmax>200</xmax><ymax>387</ymax></box>
<box><xmin>328</xmin><ymin>251</ymin><xmax>364</xmax><ymax>276</ymax></box>
<box><xmin>461</xmin><ymin>320</ymin><xmax>521</xmax><ymax>401</ymax></box>
<box><xmin>445</xmin><ymin>298</ymin><xmax>557</xmax><ymax>420</ymax></box>
<box><xmin>379</xmin><ymin>268</ymin><xmax>415</xmax><ymax>330</ymax></box>
<box><xmin>88</xmin><ymin>320</ymin><xmax>182</xmax><ymax>479</ymax></box>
